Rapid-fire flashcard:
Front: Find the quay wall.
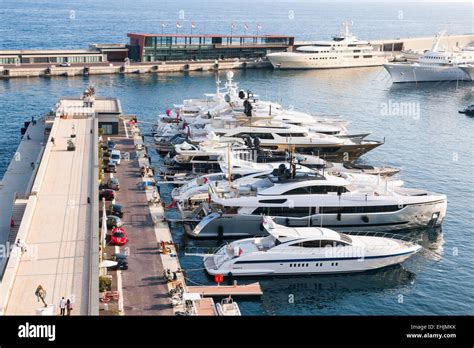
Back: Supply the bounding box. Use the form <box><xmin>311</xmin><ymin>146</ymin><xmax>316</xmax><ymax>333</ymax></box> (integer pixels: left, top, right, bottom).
<box><xmin>369</xmin><ymin>34</ymin><xmax>473</xmax><ymax>51</ymax></box>
<box><xmin>0</xmin><ymin>59</ymin><xmax>271</xmax><ymax>80</ymax></box>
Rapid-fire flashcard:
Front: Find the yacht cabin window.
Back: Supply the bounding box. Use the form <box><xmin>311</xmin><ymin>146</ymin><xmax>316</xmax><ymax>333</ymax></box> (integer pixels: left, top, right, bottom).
<box><xmin>290</xmin><ymin>240</ymin><xmax>349</xmax><ymax>248</ymax></box>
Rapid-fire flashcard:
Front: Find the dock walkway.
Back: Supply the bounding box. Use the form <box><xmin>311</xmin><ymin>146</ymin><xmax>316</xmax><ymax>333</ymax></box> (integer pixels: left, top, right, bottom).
<box><xmin>188</xmin><ymin>282</ymin><xmax>263</xmax><ymax>297</ymax></box>
<box><xmin>112</xmin><ymin>124</ymin><xmax>172</xmax><ymax>315</ymax></box>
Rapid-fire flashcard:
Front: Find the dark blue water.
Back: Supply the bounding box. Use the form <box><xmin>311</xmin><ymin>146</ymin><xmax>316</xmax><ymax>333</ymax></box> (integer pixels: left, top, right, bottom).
<box><xmin>0</xmin><ymin>1</ymin><xmax>473</xmax><ymax>315</ymax></box>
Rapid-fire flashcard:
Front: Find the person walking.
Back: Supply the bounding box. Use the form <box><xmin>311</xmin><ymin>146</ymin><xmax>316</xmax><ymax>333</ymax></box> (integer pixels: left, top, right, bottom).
<box><xmin>59</xmin><ymin>297</ymin><xmax>66</xmax><ymax>316</ymax></box>
<box><xmin>15</xmin><ymin>239</ymin><xmax>27</xmax><ymax>254</ymax></box>
<box><xmin>66</xmin><ymin>299</ymin><xmax>73</xmax><ymax>316</ymax></box>
<box><xmin>51</xmin><ymin>137</ymin><xmax>55</xmax><ymax>146</ymax></box>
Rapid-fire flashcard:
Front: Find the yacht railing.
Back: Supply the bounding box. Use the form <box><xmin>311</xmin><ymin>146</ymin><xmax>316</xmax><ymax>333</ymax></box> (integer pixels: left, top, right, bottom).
<box><xmin>342</xmin><ymin>231</ymin><xmax>422</xmax><ymax>244</ymax></box>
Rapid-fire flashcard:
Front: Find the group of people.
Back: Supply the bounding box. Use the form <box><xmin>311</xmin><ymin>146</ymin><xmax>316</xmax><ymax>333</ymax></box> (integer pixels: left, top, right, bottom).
<box><xmin>140</xmin><ymin>165</ymin><xmax>154</xmax><ymax>178</ymax></box>
<box><xmin>58</xmin><ymin>297</ymin><xmax>73</xmax><ymax>316</ymax></box>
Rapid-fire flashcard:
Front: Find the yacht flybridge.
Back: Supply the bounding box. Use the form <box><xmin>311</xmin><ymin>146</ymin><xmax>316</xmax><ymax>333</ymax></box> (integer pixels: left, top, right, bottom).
<box><xmin>267</xmin><ymin>21</ymin><xmax>387</xmax><ymax>69</ymax></box>
<box><xmin>384</xmin><ymin>31</ymin><xmax>474</xmax><ymax>83</ymax></box>
<box><xmin>189</xmin><ymin>163</ymin><xmax>447</xmax><ymax>237</ymax></box>
<box><xmin>202</xmin><ymin>217</ymin><xmax>422</xmax><ymax>277</ymax></box>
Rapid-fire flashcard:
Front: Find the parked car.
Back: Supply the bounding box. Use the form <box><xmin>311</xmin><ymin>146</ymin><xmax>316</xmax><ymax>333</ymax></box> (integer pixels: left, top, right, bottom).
<box><xmin>107</xmin><ymin>140</ymin><xmax>116</xmax><ymax>151</ymax></box>
<box><xmin>108</xmin><ymin>204</ymin><xmax>124</xmax><ymax>218</ymax></box>
<box><xmin>110</xmin><ymin>227</ymin><xmax>128</xmax><ymax>246</ymax></box>
<box><xmin>110</xmin><ymin>150</ymin><xmax>121</xmax><ymax>165</ymax></box>
<box><xmin>59</xmin><ymin>62</ymin><xmax>71</xmax><ymax>67</ymax></box>
<box><xmin>99</xmin><ymin>215</ymin><xmax>123</xmax><ymax>229</ymax></box>
<box><xmin>105</xmin><ymin>162</ymin><xmax>117</xmax><ymax>173</ymax></box>
<box><xmin>107</xmin><ymin>177</ymin><xmax>120</xmax><ymax>190</ymax></box>
<box><xmin>99</xmin><ymin>189</ymin><xmax>115</xmax><ymax>201</ymax></box>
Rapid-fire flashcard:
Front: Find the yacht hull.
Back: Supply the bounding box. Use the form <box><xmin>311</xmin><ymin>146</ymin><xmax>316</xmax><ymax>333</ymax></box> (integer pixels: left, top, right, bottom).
<box><xmin>459</xmin><ymin>65</ymin><xmax>474</xmax><ymax>80</ymax></box>
<box><xmin>204</xmin><ymin>248</ymin><xmax>420</xmax><ymax>276</ymax></box>
<box><xmin>189</xmin><ymin>199</ymin><xmax>447</xmax><ymax>238</ymax></box>
<box><xmin>384</xmin><ymin>63</ymin><xmax>471</xmax><ymax>83</ymax></box>
<box><xmin>268</xmin><ymin>52</ymin><xmax>387</xmax><ymax>70</ymax></box>
<box><xmin>260</xmin><ymin>141</ymin><xmax>383</xmax><ymax>162</ymax></box>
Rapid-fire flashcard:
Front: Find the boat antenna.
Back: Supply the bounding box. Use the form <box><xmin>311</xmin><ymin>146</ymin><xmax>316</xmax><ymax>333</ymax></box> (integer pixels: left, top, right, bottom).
<box><xmin>227</xmin><ymin>143</ymin><xmax>231</xmax><ymax>184</ymax></box>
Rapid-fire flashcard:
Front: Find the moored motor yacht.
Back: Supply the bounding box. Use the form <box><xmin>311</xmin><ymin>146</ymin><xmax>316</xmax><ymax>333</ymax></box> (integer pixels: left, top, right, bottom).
<box><xmin>189</xmin><ymin>164</ymin><xmax>447</xmax><ymax>237</ymax></box>
<box><xmin>203</xmin><ymin>217</ymin><xmax>422</xmax><ymax>276</ymax></box>
<box><xmin>384</xmin><ymin>31</ymin><xmax>474</xmax><ymax>83</ymax></box>
<box><xmin>267</xmin><ymin>21</ymin><xmax>387</xmax><ymax>69</ymax></box>
<box><xmin>210</xmin><ymin>120</ymin><xmax>382</xmax><ymax>161</ymax></box>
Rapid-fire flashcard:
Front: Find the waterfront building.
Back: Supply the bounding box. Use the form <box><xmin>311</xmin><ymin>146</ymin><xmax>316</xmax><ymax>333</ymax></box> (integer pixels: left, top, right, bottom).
<box><xmin>0</xmin><ymin>49</ymin><xmax>106</xmax><ymax>65</ymax></box>
<box><xmin>127</xmin><ymin>33</ymin><xmax>294</xmax><ymax>62</ymax></box>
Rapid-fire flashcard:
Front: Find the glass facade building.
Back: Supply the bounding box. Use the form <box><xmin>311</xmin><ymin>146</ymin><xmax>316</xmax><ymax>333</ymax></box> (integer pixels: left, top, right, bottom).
<box><xmin>127</xmin><ymin>34</ymin><xmax>294</xmax><ymax>62</ymax></box>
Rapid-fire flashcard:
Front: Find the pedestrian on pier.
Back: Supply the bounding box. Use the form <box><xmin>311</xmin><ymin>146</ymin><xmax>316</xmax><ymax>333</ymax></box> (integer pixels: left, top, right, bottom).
<box><xmin>26</xmin><ymin>134</ymin><xmax>31</xmax><ymax>140</ymax></box>
<box><xmin>59</xmin><ymin>297</ymin><xmax>66</xmax><ymax>316</ymax></box>
<box><xmin>15</xmin><ymin>238</ymin><xmax>27</xmax><ymax>253</ymax></box>
<box><xmin>51</xmin><ymin>137</ymin><xmax>55</xmax><ymax>146</ymax></box>
<box><xmin>30</xmin><ymin>162</ymin><xmax>35</xmax><ymax>170</ymax></box>
<box><xmin>66</xmin><ymin>299</ymin><xmax>73</xmax><ymax>316</ymax></box>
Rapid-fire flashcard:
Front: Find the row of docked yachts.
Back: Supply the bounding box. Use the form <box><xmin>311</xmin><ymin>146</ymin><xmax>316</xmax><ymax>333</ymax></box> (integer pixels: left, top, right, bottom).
<box><xmin>266</xmin><ymin>21</ymin><xmax>474</xmax><ymax>83</ymax></box>
<box><xmin>151</xmin><ymin>72</ymin><xmax>447</xmax><ymax>277</ymax></box>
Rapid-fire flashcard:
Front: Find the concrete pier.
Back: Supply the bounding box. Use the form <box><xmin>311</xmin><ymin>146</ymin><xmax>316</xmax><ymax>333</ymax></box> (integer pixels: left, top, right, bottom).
<box><xmin>0</xmin><ymin>59</ymin><xmax>271</xmax><ymax>80</ymax></box>
<box><xmin>2</xmin><ymin>115</ymin><xmax>95</xmax><ymax>315</ymax></box>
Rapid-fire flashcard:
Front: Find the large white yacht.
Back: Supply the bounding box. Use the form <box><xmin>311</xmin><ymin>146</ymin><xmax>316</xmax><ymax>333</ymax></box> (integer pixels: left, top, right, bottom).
<box><xmin>173</xmin><ymin>159</ymin><xmax>400</xmax><ymax>209</ymax></box>
<box><xmin>384</xmin><ymin>31</ymin><xmax>474</xmax><ymax>83</ymax></box>
<box><xmin>203</xmin><ymin>217</ymin><xmax>422</xmax><ymax>276</ymax></box>
<box><xmin>189</xmin><ymin>164</ymin><xmax>447</xmax><ymax>237</ymax></box>
<box><xmin>210</xmin><ymin>120</ymin><xmax>383</xmax><ymax>161</ymax></box>
<box><xmin>267</xmin><ymin>21</ymin><xmax>387</xmax><ymax>69</ymax></box>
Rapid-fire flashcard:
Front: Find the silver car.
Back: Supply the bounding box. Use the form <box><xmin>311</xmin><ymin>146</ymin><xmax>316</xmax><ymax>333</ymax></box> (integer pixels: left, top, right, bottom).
<box><xmin>107</xmin><ymin>177</ymin><xmax>120</xmax><ymax>190</ymax></box>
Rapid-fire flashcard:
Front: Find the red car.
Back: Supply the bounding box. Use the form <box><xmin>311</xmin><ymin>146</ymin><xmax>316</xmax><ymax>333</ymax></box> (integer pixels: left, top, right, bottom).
<box><xmin>99</xmin><ymin>189</ymin><xmax>115</xmax><ymax>201</ymax></box>
<box><xmin>110</xmin><ymin>227</ymin><xmax>128</xmax><ymax>246</ymax></box>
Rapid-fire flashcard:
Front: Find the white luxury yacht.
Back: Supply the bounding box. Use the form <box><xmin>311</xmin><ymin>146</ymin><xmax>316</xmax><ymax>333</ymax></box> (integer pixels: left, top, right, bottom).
<box><xmin>209</xmin><ymin>120</ymin><xmax>383</xmax><ymax>161</ymax></box>
<box><xmin>173</xmin><ymin>158</ymin><xmax>400</xmax><ymax>209</ymax></box>
<box><xmin>267</xmin><ymin>21</ymin><xmax>387</xmax><ymax>69</ymax></box>
<box><xmin>384</xmin><ymin>31</ymin><xmax>474</xmax><ymax>83</ymax></box>
<box><xmin>189</xmin><ymin>164</ymin><xmax>447</xmax><ymax>237</ymax></box>
<box><xmin>203</xmin><ymin>217</ymin><xmax>422</xmax><ymax>276</ymax></box>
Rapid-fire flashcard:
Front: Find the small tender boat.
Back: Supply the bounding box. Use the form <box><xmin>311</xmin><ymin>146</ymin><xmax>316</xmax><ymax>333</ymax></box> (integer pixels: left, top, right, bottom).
<box><xmin>203</xmin><ymin>217</ymin><xmax>422</xmax><ymax>277</ymax></box>
<box><xmin>458</xmin><ymin>104</ymin><xmax>474</xmax><ymax>116</ymax></box>
<box><xmin>215</xmin><ymin>296</ymin><xmax>241</xmax><ymax>316</ymax></box>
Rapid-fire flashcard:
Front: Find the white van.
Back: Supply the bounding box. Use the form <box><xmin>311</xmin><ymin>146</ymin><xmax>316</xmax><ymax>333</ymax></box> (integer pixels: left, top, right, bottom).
<box><xmin>110</xmin><ymin>150</ymin><xmax>121</xmax><ymax>165</ymax></box>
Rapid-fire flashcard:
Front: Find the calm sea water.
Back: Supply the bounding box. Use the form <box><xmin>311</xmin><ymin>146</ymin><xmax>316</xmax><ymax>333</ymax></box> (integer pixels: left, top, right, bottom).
<box><xmin>0</xmin><ymin>1</ymin><xmax>473</xmax><ymax>315</ymax></box>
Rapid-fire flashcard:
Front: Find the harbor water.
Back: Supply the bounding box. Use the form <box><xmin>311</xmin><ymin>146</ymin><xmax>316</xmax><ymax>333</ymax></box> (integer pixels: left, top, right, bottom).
<box><xmin>1</xmin><ymin>1</ymin><xmax>473</xmax><ymax>315</ymax></box>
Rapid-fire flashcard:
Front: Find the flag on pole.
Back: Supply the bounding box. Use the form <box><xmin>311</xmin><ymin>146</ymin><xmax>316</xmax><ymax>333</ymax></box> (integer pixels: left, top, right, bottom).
<box><xmin>162</xmin><ymin>23</ymin><xmax>166</xmax><ymax>28</ymax></box>
<box><xmin>176</xmin><ymin>21</ymin><xmax>182</xmax><ymax>29</ymax></box>
<box><xmin>244</xmin><ymin>23</ymin><xmax>249</xmax><ymax>31</ymax></box>
<box><xmin>256</xmin><ymin>23</ymin><xmax>262</xmax><ymax>35</ymax></box>
<box><xmin>191</xmin><ymin>22</ymin><xmax>196</xmax><ymax>29</ymax></box>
